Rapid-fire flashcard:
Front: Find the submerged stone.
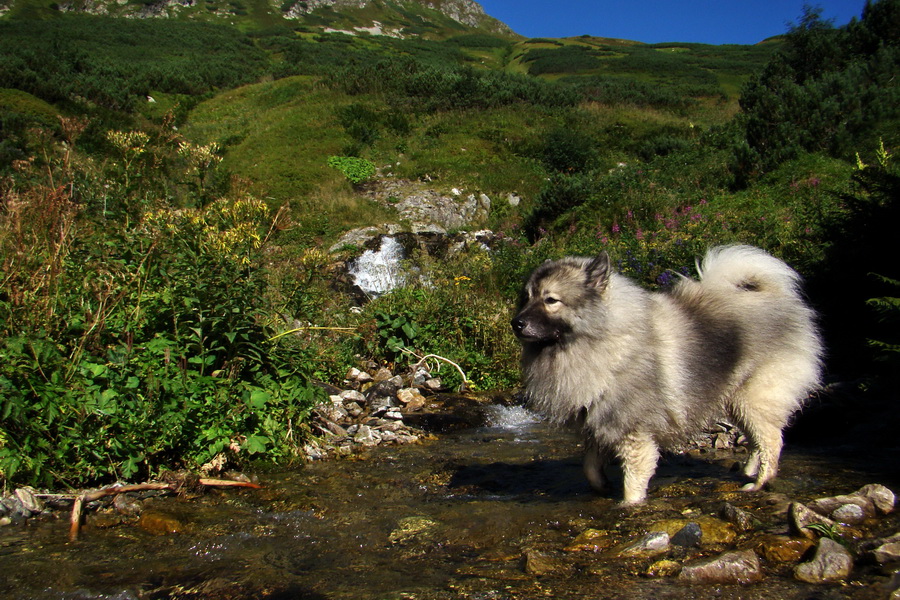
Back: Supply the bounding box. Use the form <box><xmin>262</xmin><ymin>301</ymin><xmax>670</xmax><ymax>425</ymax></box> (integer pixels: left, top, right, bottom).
<box><xmin>645</xmin><ymin>559</ymin><xmax>681</xmax><ymax>578</ymax></box>
<box><xmin>620</xmin><ymin>531</ymin><xmax>670</xmax><ymax>556</ymax></box>
<box><xmin>564</xmin><ymin>528</ymin><xmax>613</xmax><ymax>553</ymax></box>
<box><xmin>138</xmin><ymin>510</ymin><xmax>189</xmax><ymax>535</ymax></box>
<box><xmin>720</xmin><ymin>502</ymin><xmax>756</xmax><ymax>532</ymax></box>
<box><xmin>755</xmin><ymin>534</ymin><xmax>815</xmax><ymax>563</ymax></box>
<box><xmin>670</xmin><ymin>522</ymin><xmax>702</xmax><ymax>548</ymax></box>
<box><xmin>522</xmin><ymin>549</ymin><xmax>563</xmax><ymax>576</ymax></box>
<box><xmin>650</xmin><ymin>516</ymin><xmax>736</xmax><ymax>545</ymax></box>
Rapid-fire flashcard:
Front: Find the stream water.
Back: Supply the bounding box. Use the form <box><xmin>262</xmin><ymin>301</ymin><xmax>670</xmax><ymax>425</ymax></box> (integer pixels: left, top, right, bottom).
<box><xmin>1</xmin><ymin>397</ymin><xmax>898</xmax><ymax>600</ymax></box>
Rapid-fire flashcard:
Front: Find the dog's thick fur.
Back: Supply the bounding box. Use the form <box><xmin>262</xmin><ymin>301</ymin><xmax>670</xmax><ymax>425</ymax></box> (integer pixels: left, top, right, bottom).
<box><xmin>511</xmin><ymin>245</ymin><xmax>823</xmax><ymax>505</ymax></box>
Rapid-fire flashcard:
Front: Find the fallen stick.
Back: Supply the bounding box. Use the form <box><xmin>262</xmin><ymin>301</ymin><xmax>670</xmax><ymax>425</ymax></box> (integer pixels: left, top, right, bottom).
<box><xmin>68</xmin><ymin>479</ymin><xmax>261</xmax><ymax>542</ymax></box>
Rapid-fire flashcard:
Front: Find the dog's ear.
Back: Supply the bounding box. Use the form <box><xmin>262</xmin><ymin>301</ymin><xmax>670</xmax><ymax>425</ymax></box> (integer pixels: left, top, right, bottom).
<box><xmin>586</xmin><ymin>252</ymin><xmax>611</xmax><ymax>292</ymax></box>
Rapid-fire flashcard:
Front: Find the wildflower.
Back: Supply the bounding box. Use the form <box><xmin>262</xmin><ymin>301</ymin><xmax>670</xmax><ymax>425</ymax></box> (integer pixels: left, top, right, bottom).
<box><xmin>611</xmin><ymin>222</ymin><xmax>621</xmax><ymax>234</ymax></box>
<box><xmin>454</xmin><ymin>276</ymin><xmax>471</xmax><ymax>286</ymax></box>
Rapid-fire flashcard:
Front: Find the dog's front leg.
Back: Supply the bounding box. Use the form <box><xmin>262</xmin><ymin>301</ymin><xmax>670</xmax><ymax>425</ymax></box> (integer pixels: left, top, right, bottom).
<box><xmin>617</xmin><ymin>431</ymin><xmax>659</xmax><ymax>505</ymax></box>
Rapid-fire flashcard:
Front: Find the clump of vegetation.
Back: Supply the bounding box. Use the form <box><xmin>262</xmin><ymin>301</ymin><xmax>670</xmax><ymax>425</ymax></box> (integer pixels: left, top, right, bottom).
<box><xmin>0</xmin><ymin>123</ymin><xmax>323</xmax><ymax>488</ymax></box>
<box><xmin>327</xmin><ymin>155</ymin><xmax>376</xmax><ymax>184</ymax></box>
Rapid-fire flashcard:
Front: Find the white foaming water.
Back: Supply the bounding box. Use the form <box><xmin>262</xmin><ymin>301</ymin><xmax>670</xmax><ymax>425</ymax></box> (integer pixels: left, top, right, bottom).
<box><xmin>484</xmin><ymin>405</ymin><xmax>543</xmax><ymax>430</ymax></box>
<box><xmin>349</xmin><ymin>236</ymin><xmax>406</xmax><ymax>297</ymax></box>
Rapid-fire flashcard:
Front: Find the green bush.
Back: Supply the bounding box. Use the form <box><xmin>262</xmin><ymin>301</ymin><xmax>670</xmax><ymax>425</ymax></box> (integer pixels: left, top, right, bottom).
<box><xmin>327</xmin><ymin>155</ymin><xmax>376</xmax><ymax>184</ymax></box>
<box><xmin>349</xmin><ymin>250</ymin><xmax>520</xmax><ymax>391</ymax></box>
<box><xmin>736</xmin><ymin>0</ymin><xmax>900</xmax><ymax>181</ymax></box>
<box><xmin>0</xmin><ymin>132</ymin><xmax>323</xmax><ymax>487</ymax></box>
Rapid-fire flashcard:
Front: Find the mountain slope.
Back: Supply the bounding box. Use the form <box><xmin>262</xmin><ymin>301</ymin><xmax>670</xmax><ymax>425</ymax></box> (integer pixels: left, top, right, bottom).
<box><xmin>0</xmin><ymin>0</ymin><xmax>515</xmax><ymax>37</ymax></box>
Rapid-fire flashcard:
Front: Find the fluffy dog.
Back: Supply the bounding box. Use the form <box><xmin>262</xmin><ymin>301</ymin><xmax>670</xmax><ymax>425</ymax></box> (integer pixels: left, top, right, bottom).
<box><xmin>511</xmin><ymin>245</ymin><xmax>823</xmax><ymax>505</ymax></box>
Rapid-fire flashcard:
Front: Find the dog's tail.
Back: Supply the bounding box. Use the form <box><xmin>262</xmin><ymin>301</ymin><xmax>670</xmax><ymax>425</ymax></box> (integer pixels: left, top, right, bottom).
<box><xmin>695</xmin><ymin>245</ymin><xmax>803</xmax><ymax>297</ymax></box>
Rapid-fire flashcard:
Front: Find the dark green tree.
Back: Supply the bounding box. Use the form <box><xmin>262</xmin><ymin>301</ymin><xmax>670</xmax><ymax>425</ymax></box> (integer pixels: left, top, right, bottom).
<box><xmin>734</xmin><ymin>0</ymin><xmax>900</xmax><ymax>182</ymax></box>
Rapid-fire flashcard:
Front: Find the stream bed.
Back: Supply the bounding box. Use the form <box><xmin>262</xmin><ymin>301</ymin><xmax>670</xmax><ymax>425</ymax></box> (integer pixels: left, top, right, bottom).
<box><xmin>1</xmin><ymin>399</ymin><xmax>898</xmax><ymax>600</ymax></box>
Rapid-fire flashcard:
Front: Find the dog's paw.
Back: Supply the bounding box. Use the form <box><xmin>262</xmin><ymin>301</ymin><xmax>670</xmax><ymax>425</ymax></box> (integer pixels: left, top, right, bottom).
<box><xmin>740</xmin><ymin>482</ymin><xmax>763</xmax><ymax>492</ymax></box>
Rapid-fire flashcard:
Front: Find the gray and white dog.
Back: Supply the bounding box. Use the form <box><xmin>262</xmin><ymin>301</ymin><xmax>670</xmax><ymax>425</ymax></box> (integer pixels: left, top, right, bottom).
<box><xmin>512</xmin><ymin>245</ymin><xmax>823</xmax><ymax>505</ymax></box>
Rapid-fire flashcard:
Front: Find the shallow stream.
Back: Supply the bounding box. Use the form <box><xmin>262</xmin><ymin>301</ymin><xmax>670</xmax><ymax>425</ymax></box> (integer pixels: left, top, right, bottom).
<box><xmin>2</xmin><ymin>398</ymin><xmax>898</xmax><ymax>600</ymax></box>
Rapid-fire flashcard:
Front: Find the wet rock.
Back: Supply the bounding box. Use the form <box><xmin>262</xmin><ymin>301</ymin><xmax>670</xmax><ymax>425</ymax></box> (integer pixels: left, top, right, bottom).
<box><xmin>789</xmin><ymin>502</ymin><xmax>841</xmax><ymax>539</ymax></box>
<box><xmin>353</xmin><ymin>425</ymin><xmax>381</xmax><ymax>447</ymax></box>
<box><xmin>15</xmin><ymin>487</ymin><xmax>44</xmax><ymax>515</ymax></box>
<box><xmin>1</xmin><ymin>494</ymin><xmax>31</xmax><ymax>523</ymax></box>
<box><xmin>670</xmin><ymin>522</ymin><xmax>702</xmax><ymax>548</ymax></box>
<box><xmin>389</xmin><ymin>516</ymin><xmax>438</xmax><ymax>544</ymax></box>
<box><xmin>861</xmin><ymin>483</ymin><xmax>896</xmax><ymax>514</ymax></box>
<box><xmin>564</xmin><ymin>528</ymin><xmax>613</xmax><ymax>553</ymax></box>
<box><xmin>397</xmin><ymin>388</ymin><xmax>427</xmax><ymax>411</ymax></box>
<box><xmin>522</xmin><ymin>549</ymin><xmax>563</xmax><ymax>576</ymax></box>
<box><xmin>138</xmin><ymin>509</ymin><xmax>189</xmax><ymax>535</ymax></box>
<box><xmin>651</xmin><ymin>516</ymin><xmax>736</xmax><ymax>545</ymax></box>
<box><xmin>832</xmin><ymin>502</ymin><xmax>867</xmax><ymax>525</ymax></box>
<box><xmin>808</xmin><ymin>483</ymin><xmax>895</xmax><ymax>519</ymax></box>
<box><xmin>113</xmin><ymin>493</ymin><xmax>143</xmax><ymax>516</ymax></box>
<box><xmin>860</xmin><ymin>533</ymin><xmax>900</xmax><ymax>565</ymax></box>
<box><xmin>424</xmin><ymin>378</ymin><xmax>443</xmax><ymax>391</ymax></box>
<box><xmin>645</xmin><ymin>559</ymin><xmax>681</xmax><ymax>577</ymax></box>
<box><xmin>874</xmin><ymin>540</ymin><xmax>900</xmax><ymax>565</ymax></box>
<box><xmin>794</xmin><ymin>538</ymin><xmax>853</xmax><ymax>583</ymax></box>
<box><xmin>720</xmin><ymin>502</ymin><xmax>756</xmax><ymax>532</ymax></box>
<box><xmin>755</xmin><ymin>534</ymin><xmax>815</xmax><ymax>563</ymax></box>
<box><xmin>620</xmin><ymin>531</ymin><xmax>670</xmax><ymax>556</ymax></box>
<box><xmin>678</xmin><ymin>550</ymin><xmax>763</xmax><ymax>584</ymax></box>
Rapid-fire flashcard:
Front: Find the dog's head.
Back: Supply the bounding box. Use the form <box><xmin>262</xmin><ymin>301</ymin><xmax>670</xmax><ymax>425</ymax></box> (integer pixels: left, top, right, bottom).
<box><xmin>511</xmin><ymin>252</ymin><xmax>611</xmax><ymax>344</ymax></box>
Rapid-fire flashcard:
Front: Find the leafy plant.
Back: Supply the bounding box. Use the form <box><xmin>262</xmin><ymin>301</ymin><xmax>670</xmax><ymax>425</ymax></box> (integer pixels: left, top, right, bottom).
<box><xmin>327</xmin><ymin>155</ymin><xmax>376</xmax><ymax>185</ymax></box>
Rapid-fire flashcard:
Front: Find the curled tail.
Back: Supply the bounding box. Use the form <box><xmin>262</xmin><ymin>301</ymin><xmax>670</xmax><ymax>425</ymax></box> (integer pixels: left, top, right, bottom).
<box><xmin>696</xmin><ymin>245</ymin><xmax>803</xmax><ymax>297</ymax></box>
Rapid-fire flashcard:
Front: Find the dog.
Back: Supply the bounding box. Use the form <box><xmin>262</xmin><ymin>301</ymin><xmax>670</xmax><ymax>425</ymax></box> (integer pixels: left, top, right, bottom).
<box><xmin>511</xmin><ymin>245</ymin><xmax>823</xmax><ymax>505</ymax></box>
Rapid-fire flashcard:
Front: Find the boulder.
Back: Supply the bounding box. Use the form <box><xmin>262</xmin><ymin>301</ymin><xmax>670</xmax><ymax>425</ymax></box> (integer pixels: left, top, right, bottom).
<box><xmin>679</xmin><ymin>550</ymin><xmax>763</xmax><ymax>584</ymax></box>
<box><xmin>794</xmin><ymin>538</ymin><xmax>853</xmax><ymax>583</ymax></box>
<box><xmin>789</xmin><ymin>502</ymin><xmax>841</xmax><ymax>539</ymax></box>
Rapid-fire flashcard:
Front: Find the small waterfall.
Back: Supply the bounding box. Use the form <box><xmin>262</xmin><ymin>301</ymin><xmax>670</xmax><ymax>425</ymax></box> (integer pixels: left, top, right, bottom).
<box><xmin>349</xmin><ymin>236</ymin><xmax>406</xmax><ymax>297</ymax></box>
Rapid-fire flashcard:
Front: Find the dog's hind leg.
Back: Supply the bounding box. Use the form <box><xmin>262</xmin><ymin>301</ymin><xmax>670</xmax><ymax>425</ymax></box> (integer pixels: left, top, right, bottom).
<box><xmin>616</xmin><ymin>431</ymin><xmax>659</xmax><ymax>505</ymax></box>
<box><xmin>730</xmin><ymin>396</ymin><xmax>788</xmax><ymax>492</ymax></box>
<box><xmin>583</xmin><ymin>437</ymin><xmax>611</xmax><ymax>493</ymax></box>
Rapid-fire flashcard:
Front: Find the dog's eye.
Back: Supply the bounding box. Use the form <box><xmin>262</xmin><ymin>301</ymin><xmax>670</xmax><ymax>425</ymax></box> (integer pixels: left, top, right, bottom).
<box><xmin>544</xmin><ymin>297</ymin><xmax>560</xmax><ymax>305</ymax></box>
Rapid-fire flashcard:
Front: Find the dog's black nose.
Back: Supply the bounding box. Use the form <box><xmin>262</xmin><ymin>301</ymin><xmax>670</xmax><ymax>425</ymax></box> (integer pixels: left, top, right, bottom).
<box><xmin>511</xmin><ymin>317</ymin><xmax>525</xmax><ymax>333</ymax></box>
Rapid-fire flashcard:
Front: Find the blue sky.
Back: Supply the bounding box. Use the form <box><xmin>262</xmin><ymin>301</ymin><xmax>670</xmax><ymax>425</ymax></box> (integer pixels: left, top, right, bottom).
<box><xmin>476</xmin><ymin>1</ymin><xmax>869</xmax><ymax>45</ymax></box>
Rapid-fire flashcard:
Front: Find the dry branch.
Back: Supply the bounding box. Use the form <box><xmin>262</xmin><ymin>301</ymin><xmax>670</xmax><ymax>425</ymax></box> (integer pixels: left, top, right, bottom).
<box><xmin>67</xmin><ymin>478</ymin><xmax>261</xmax><ymax>541</ymax></box>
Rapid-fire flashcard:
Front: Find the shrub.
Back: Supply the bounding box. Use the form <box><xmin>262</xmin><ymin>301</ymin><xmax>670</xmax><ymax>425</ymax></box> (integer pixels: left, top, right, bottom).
<box><xmin>327</xmin><ymin>155</ymin><xmax>376</xmax><ymax>184</ymax></box>
<box><xmin>735</xmin><ymin>1</ymin><xmax>900</xmax><ymax>181</ymax></box>
<box><xmin>0</xmin><ymin>128</ymin><xmax>324</xmax><ymax>487</ymax></box>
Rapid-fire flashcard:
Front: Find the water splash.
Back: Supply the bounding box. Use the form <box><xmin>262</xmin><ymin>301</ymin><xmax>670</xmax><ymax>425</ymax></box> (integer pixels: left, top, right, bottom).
<box><xmin>349</xmin><ymin>236</ymin><xmax>406</xmax><ymax>297</ymax></box>
<box><xmin>484</xmin><ymin>405</ymin><xmax>543</xmax><ymax>430</ymax></box>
